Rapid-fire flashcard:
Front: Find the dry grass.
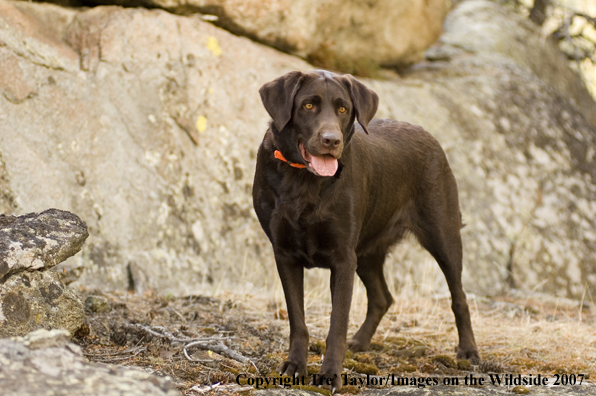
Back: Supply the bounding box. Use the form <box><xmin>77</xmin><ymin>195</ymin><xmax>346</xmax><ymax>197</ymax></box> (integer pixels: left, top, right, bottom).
<box><xmin>76</xmin><ymin>275</ymin><xmax>596</xmax><ymax>395</ymax></box>
<box><xmin>240</xmin><ymin>263</ymin><xmax>596</xmax><ymax>378</ymax></box>
<box><xmin>311</xmin><ymin>273</ymin><xmax>596</xmax><ymax>378</ymax></box>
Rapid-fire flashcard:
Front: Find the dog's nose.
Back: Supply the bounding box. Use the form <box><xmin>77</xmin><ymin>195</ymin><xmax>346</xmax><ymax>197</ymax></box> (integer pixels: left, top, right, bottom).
<box><xmin>321</xmin><ymin>131</ymin><xmax>341</xmax><ymax>149</ymax></box>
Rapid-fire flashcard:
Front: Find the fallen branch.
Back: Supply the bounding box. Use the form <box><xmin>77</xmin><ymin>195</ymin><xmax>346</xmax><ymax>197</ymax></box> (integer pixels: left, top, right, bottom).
<box><xmin>123</xmin><ymin>323</ymin><xmax>252</xmax><ymax>364</ymax></box>
<box><xmin>123</xmin><ymin>323</ymin><xmax>212</xmax><ymax>343</ymax></box>
<box><xmin>184</xmin><ymin>340</ymin><xmax>249</xmax><ymax>363</ymax></box>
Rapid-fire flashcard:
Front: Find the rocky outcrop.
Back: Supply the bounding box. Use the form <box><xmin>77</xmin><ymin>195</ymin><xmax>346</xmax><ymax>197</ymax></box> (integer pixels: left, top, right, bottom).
<box><xmin>0</xmin><ymin>208</ymin><xmax>88</xmax><ymax>277</ymax></box>
<box><xmin>0</xmin><ymin>270</ymin><xmax>84</xmax><ymax>337</ymax></box>
<box><xmin>80</xmin><ymin>0</ymin><xmax>450</xmax><ymax>73</ymax></box>
<box><xmin>0</xmin><ymin>329</ymin><xmax>180</xmax><ymax>396</ymax></box>
<box><xmin>380</xmin><ymin>0</ymin><xmax>596</xmax><ymax>298</ymax></box>
<box><xmin>0</xmin><ymin>0</ymin><xmax>595</xmax><ymax>299</ymax></box>
<box><xmin>0</xmin><ymin>209</ymin><xmax>87</xmax><ymax>336</ymax></box>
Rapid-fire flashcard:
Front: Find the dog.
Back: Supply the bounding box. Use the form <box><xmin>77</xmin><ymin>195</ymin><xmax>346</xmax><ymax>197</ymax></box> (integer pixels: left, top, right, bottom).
<box><xmin>252</xmin><ymin>70</ymin><xmax>479</xmax><ymax>392</ymax></box>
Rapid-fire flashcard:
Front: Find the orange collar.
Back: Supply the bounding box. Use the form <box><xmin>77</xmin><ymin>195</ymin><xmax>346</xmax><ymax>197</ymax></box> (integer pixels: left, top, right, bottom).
<box><xmin>274</xmin><ymin>150</ymin><xmax>306</xmax><ymax>169</ymax></box>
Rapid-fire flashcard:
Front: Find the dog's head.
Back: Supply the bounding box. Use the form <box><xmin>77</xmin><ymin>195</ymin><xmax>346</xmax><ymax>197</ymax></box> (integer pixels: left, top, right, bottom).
<box><xmin>259</xmin><ymin>70</ymin><xmax>379</xmax><ymax>177</ymax></box>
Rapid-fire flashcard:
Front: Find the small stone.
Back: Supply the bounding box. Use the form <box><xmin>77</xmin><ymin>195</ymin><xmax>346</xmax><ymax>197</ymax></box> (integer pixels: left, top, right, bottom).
<box><xmin>85</xmin><ymin>295</ymin><xmax>110</xmax><ymax>313</ymax></box>
<box><xmin>512</xmin><ymin>385</ymin><xmax>530</xmax><ymax>394</ymax></box>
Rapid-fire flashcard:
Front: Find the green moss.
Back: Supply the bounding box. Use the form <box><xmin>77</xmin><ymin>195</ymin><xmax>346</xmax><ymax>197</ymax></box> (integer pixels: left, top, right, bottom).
<box><xmin>457</xmin><ymin>359</ymin><xmax>471</xmax><ymax>370</ymax></box>
<box><xmin>310</xmin><ymin>340</ymin><xmax>326</xmax><ymax>355</ymax></box>
<box><xmin>353</xmin><ymin>353</ymin><xmax>373</xmax><ymax>364</ymax></box>
<box><xmin>344</xmin><ymin>358</ymin><xmax>379</xmax><ymax>375</ymax></box>
<box><xmin>401</xmin><ymin>363</ymin><xmax>418</xmax><ymax>373</ymax></box>
<box><xmin>432</xmin><ymin>355</ymin><xmax>457</xmax><ymax>369</ymax></box>
<box><xmin>512</xmin><ymin>385</ymin><xmax>530</xmax><ymax>394</ymax></box>
<box><xmin>369</xmin><ymin>342</ymin><xmax>386</xmax><ymax>352</ymax></box>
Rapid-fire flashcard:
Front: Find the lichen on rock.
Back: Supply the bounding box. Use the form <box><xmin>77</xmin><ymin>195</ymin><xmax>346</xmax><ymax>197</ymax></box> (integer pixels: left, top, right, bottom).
<box><xmin>0</xmin><ymin>329</ymin><xmax>180</xmax><ymax>396</ymax></box>
<box><xmin>0</xmin><ymin>208</ymin><xmax>89</xmax><ymax>278</ymax></box>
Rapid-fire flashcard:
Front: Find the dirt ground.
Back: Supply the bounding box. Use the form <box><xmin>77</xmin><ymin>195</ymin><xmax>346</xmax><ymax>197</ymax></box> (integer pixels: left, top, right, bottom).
<box><xmin>74</xmin><ymin>287</ymin><xmax>596</xmax><ymax>395</ymax></box>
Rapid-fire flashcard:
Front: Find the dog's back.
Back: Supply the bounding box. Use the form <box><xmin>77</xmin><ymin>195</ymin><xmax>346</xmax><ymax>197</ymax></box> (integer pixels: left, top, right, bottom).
<box><xmin>338</xmin><ymin>119</ymin><xmax>460</xmax><ymax>256</ymax></box>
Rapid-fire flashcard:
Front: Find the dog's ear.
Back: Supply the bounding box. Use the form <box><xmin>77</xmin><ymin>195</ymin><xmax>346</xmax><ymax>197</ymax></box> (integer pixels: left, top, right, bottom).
<box><xmin>342</xmin><ymin>74</ymin><xmax>379</xmax><ymax>134</ymax></box>
<box><xmin>259</xmin><ymin>71</ymin><xmax>304</xmax><ymax>132</ymax></box>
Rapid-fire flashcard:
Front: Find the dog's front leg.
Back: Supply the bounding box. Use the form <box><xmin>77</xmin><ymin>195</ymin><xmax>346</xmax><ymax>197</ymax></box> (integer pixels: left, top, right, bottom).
<box><xmin>275</xmin><ymin>253</ymin><xmax>309</xmax><ymax>378</ymax></box>
<box><xmin>316</xmin><ymin>252</ymin><xmax>357</xmax><ymax>392</ymax></box>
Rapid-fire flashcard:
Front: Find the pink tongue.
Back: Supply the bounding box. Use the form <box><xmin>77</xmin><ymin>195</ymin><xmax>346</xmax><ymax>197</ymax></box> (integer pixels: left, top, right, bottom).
<box><xmin>310</xmin><ymin>155</ymin><xmax>338</xmax><ymax>177</ymax></box>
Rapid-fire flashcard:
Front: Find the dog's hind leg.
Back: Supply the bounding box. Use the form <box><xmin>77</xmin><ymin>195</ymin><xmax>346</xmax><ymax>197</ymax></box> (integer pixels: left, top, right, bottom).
<box><xmin>414</xmin><ymin>180</ymin><xmax>480</xmax><ymax>362</ymax></box>
<box><xmin>347</xmin><ymin>253</ymin><xmax>394</xmax><ymax>352</ymax></box>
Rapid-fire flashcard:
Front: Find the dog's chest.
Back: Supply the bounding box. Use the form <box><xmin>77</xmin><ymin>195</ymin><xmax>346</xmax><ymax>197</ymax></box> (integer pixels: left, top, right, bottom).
<box><xmin>273</xmin><ymin>201</ymin><xmax>347</xmax><ymax>269</ymax></box>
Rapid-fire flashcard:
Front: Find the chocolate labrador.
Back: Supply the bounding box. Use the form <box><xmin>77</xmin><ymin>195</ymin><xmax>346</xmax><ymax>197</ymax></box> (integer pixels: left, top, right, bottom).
<box><xmin>252</xmin><ymin>70</ymin><xmax>479</xmax><ymax>392</ymax></box>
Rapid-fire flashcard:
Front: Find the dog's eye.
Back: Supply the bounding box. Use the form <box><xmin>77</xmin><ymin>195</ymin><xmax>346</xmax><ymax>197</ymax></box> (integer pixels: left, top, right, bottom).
<box><xmin>339</xmin><ymin>106</ymin><xmax>347</xmax><ymax>114</ymax></box>
<box><xmin>304</xmin><ymin>103</ymin><xmax>314</xmax><ymax>110</ymax></box>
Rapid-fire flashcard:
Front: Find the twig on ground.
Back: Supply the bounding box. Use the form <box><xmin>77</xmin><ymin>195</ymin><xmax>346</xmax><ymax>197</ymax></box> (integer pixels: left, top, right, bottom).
<box><xmin>184</xmin><ymin>340</ymin><xmax>250</xmax><ymax>363</ymax></box>
<box><xmin>92</xmin><ymin>355</ymin><xmax>143</xmax><ymax>363</ymax></box>
<box><xmin>84</xmin><ymin>346</ymin><xmax>146</xmax><ymax>357</ymax></box>
<box><xmin>123</xmin><ymin>323</ymin><xmax>209</xmax><ymax>343</ymax></box>
<box><xmin>123</xmin><ymin>323</ymin><xmax>252</xmax><ymax>364</ymax></box>
<box><xmin>168</xmin><ymin>307</ymin><xmax>187</xmax><ymax>322</ymax></box>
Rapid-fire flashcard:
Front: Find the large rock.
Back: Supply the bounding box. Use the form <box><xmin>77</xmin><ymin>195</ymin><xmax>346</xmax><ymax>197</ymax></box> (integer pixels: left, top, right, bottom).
<box><xmin>0</xmin><ymin>329</ymin><xmax>180</xmax><ymax>396</ymax></box>
<box><xmin>0</xmin><ymin>209</ymin><xmax>87</xmax><ymax>337</ymax></box>
<box><xmin>0</xmin><ymin>270</ymin><xmax>84</xmax><ymax>337</ymax></box>
<box><xmin>0</xmin><ymin>0</ymin><xmax>295</xmax><ymax>294</ymax></box>
<box><xmin>374</xmin><ymin>0</ymin><xmax>596</xmax><ymax>297</ymax></box>
<box><xmin>0</xmin><ymin>0</ymin><xmax>595</xmax><ymax>299</ymax></box>
<box><xmin>80</xmin><ymin>0</ymin><xmax>450</xmax><ymax>73</ymax></box>
<box><xmin>0</xmin><ymin>208</ymin><xmax>88</xmax><ymax>277</ymax></box>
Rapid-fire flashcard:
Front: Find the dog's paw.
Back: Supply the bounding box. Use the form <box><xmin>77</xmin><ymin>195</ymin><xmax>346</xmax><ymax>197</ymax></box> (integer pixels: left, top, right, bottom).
<box><xmin>457</xmin><ymin>347</ymin><xmax>480</xmax><ymax>364</ymax></box>
<box><xmin>311</xmin><ymin>367</ymin><xmax>342</xmax><ymax>394</ymax></box>
<box><xmin>347</xmin><ymin>337</ymin><xmax>370</xmax><ymax>353</ymax></box>
<box><xmin>277</xmin><ymin>360</ymin><xmax>307</xmax><ymax>378</ymax></box>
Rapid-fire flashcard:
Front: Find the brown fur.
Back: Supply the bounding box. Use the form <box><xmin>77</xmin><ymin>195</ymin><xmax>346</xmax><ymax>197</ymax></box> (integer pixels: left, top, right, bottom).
<box><xmin>253</xmin><ymin>70</ymin><xmax>479</xmax><ymax>392</ymax></box>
